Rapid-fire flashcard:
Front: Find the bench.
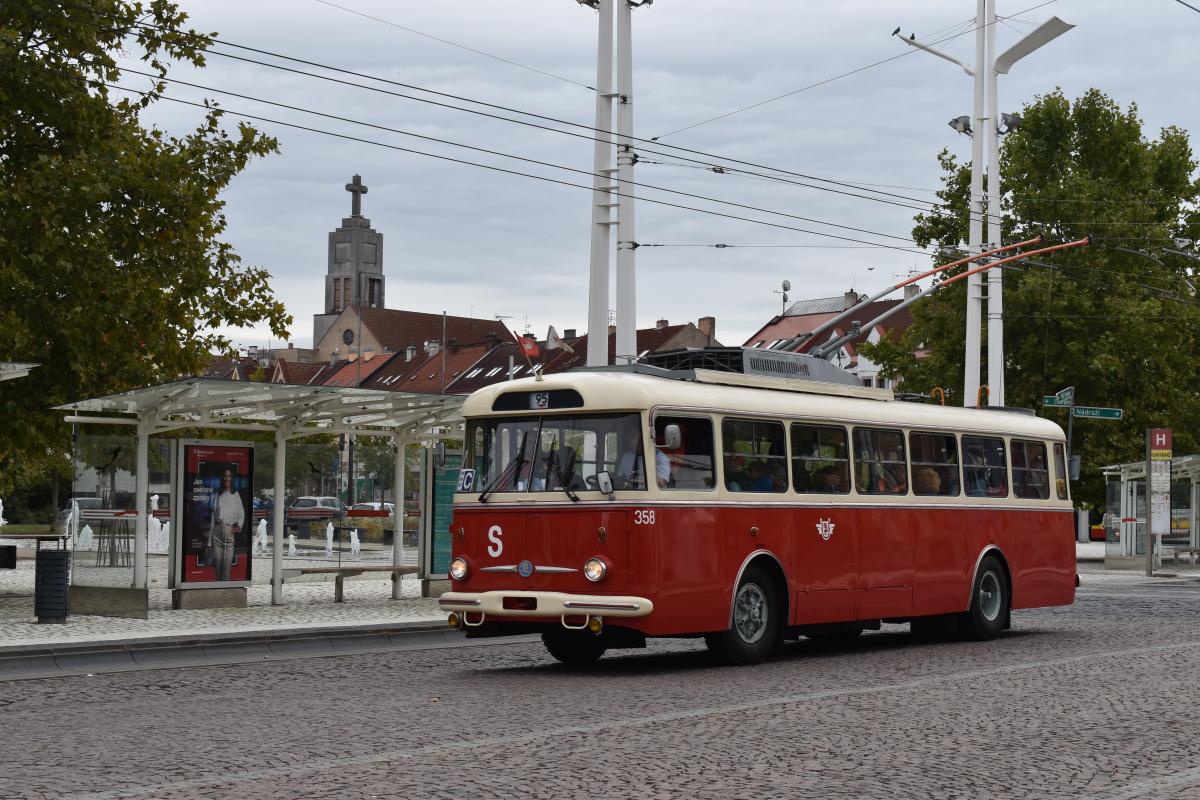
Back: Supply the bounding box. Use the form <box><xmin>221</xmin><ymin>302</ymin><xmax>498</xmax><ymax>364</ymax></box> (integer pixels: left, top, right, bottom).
<box><xmin>1167</xmin><ymin>546</ymin><xmax>1200</xmax><ymax>565</ymax></box>
<box><xmin>283</xmin><ymin>564</ymin><xmax>418</xmax><ymax>602</ymax></box>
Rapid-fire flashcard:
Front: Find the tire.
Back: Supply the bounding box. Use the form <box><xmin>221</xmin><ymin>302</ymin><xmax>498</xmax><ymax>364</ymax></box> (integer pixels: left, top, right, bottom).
<box><xmin>706</xmin><ymin>564</ymin><xmax>780</xmax><ymax>666</ymax></box>
<box><xmin>962</xmin><ymin>555</ymin><xmax>1008</xmax><ymax>641</ymax></box>
<box><xmin>542</xmin><ymin>631</ymin><xmax>607</xmax><ymax>665</ymax></box>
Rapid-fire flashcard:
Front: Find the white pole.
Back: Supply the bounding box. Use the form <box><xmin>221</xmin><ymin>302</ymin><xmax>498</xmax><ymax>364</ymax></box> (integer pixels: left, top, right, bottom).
<box><xmin>963</xmin><ymin>0</ymin><xmax>987</xmax><ymax>407</ymax></box>
<box><xmin>271</xmin><ymin>427</ymin><xmax>286</xmax><ymax>605</ymax></box>
<box><xmin>586</xmin><ymin>0</ymin><xmax>615</xmax><ymax>367</ymax></box>
<box><xmin>614</xmin><ymin>0</ymin><xmax>637</xmax><ymax>365</ymax></box>
<box><xmin>392</xmin><ymin>431</ymin><xmax>407</xmax><ymax>600</ymax></box>
<box><xmin>985</xmin><ymin>0</ymin><xmax>1005</xmax><ymax>406</ymax></box>
<box><xmin>133</xmin><ymin>416</ymin><xmax>149</xmax><ymax>589</ymax></box>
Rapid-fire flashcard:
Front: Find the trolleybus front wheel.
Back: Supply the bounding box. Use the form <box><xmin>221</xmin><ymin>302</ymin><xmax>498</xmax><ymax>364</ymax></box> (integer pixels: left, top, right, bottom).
<box><xmin>542</xmin><ymin>630</ymin><xmax>608</xmax><ymax>665</ymax></box>
<box><xmin>962</xmin><ymin>555</ymin><xmax>1009</xmax><ymax>641</ymax></box>
<box><xmin>705</xmin><ymin>565</ymin><xmax>780</xmax><ymax>666</ymax></box>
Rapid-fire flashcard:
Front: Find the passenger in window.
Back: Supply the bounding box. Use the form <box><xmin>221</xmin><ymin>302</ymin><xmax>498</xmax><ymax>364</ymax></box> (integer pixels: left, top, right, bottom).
<box><xmin>964</xmin><ymin>450</ymin><xmax>988</xmax><ymax>496</ymax></box>
<box><xmin>812</xmin><ymin>465</ymin><xmax>847</xmax><ymax>493</ymax></box>
<box><xmin>726</xmin><ymin>454</ymin><xmax>750</xmax><ymax>490</ymax></box>
<box><xmin>616</xmin><ymin>427</ymin><xmax>668</xmax><ymax>489</ymax></box>
<box><xmin>915</xmin><ymin>467</ymin><xmax>941</xmax><ymax>495</ymax></box>
<box><xmin>747</xmin><ymin>461</ymin><xmax>775</xmax><ymax>491</ymax></box>
<box><xmin>877</xmin><ymin>463</ymin><xmax>907</xmax><ymax>494</ymax></box>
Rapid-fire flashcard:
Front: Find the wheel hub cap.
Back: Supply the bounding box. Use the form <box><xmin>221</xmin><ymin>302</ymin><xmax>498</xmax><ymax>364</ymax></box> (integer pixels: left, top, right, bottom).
<box><xmin>734</xmin><ymin>583</ymin><xmax>768</xmax><ymax>643</ymax></box>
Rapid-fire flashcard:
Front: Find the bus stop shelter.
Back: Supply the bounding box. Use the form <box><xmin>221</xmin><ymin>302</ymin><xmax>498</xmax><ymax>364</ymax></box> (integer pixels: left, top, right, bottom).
<box><xmin>56</xmin><ymin>378</ymin><xmax>465</xmax><ymax>607</ymax></box>
<box><xmin>1101</xmin><ymin>455</ymin><xmax>1200</xmax><ymax>568</ymax></box>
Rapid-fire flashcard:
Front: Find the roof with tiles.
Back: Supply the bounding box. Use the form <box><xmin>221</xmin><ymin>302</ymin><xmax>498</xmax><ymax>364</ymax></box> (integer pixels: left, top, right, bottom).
<box><xmin>381</xmin><ymin>345</ymin><xmax>490</xmax><ymax>394</ymax></box>
<box><xmin>543</xmin><ymin>324</ymin><xmax>691</xmax><ymax>373</ymax></box>
<box><xmin>272</xmin><ymin>360</ymin><xmax>324</xmax><ymax>385</ymax></box>
<box><xmin>744</xmin><ymin>300</ymin><xmax>913</xmax><ymax>350</ymax></box>
<box><xmin>320</xmin><ymin>353</ymin><xmax>392</xmax><ymax>387</ymax></box>
<box><xmin>444</xmin><ymin>342</ymin><xmax>533</xmax><ymax>394</ymax></box>
<box><xmin>356</xmin><ymin>307</ymin><xmax>510</xmax><ymax>354</ymax></box>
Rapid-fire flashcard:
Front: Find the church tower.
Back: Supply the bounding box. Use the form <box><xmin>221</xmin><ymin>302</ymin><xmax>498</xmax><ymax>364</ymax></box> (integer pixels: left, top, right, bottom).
<box><xmin>313</xmin><ymin>174</ymin><xmax>386</xmax><ymax>347</ymax></box>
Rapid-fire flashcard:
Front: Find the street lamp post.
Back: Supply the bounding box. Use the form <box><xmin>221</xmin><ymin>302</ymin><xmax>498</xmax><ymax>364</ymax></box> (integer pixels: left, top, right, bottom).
<box><xmin>897</xmin><ymin>5</ymin><xmax>1072</xmax><ymax>407</ymax></box>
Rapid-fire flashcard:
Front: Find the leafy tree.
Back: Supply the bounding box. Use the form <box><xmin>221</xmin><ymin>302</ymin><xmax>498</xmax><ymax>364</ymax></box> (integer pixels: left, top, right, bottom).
<box><xmin>0</xmin><ymin>1</ymin><xmax>291</xmax><ymax>495</ymax></box>
<box><xmin>861</xmin><ymin>89</ymin><xmax>1200</xmax><ymax>507</ymax></box>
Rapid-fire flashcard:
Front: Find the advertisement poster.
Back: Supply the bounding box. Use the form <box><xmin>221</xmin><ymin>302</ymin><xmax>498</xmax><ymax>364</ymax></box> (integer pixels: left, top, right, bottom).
<box><xmin>179</xmin><ymin>442</ymin><xmax>254</xmax><ymax>585</ymax></box>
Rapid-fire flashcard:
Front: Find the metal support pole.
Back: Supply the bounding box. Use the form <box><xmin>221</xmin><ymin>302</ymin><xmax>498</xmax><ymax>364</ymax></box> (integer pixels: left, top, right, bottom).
<box><xmin>963</xmin><ymin>0</ymin><xmax>987</xmax><ymax>407</ymax></box>
<box><xmin>392</xmin><ymin>431</ymin><xmax>407</xmax><ymax>600</ymax></box>
<box><xmin>271</xmin><ymin>426</ymin><xmax>287</xmax><ymax>605</ymax></box>
<box><xmin>133</xmin><ymin>415</ymin><xmax>150</xmax><ymax>589</ymax></box>
<box><xmin>614</xmin><ymin>0</ymin><xmax>638</xmax><ymax>365</ymax></box>
<box><xmin>985</xmin><ymin>0</ymin><xmax>1005</xmax><ymax>406</ymax></box>
<box><xmin>586</xmin><ymin>0</ymin><xmax>615</xmax><ymax>367</ymax></box>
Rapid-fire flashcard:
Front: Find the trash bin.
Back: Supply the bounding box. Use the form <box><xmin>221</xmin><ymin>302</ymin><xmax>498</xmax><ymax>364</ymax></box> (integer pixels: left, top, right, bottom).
<box><xmin>34</xmin><ymin>549</ymin><xmax>70</xmax><ymax>624</ymax></box>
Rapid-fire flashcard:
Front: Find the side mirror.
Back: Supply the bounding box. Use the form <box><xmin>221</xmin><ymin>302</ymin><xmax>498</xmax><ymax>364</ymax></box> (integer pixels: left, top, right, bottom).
<box><xmin>661</xmin><ymin>423</ymin><xmax>682</xmax><ymax>450</ymax></box>
<box><xmin>434</xmin><ymin>441</ymin><xmax>447</xmax><ymax>467</ymax></box>
<box><xmin>596</xmin><ymin>471</ymin><xmax>614</xmax><ymax>496</ymax></box>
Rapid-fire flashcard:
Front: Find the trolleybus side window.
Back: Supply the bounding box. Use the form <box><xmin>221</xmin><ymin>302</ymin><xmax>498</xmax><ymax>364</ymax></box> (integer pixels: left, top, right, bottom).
<box><xmin>790</xmin><ymin>423</ymin><xmax>850</xmax><ymax>494</ymax></box>
<box><xmin>909</xmin><ymin>432</ymin><xmax>960</xmax><ymax>497</ymax></box>
<box><xmin>853</xmin><ymin>427</ymin><xmax>908</xmax><ymax>495</ymax></box>
<box><xmin>962</xmin><ymin>435</ymin><xmax>1008</xmax><ymax>497</ymax></box>
<box><xmin>654</xmin><ymin>416</ymin><xmax>715</xmax><ymax>490</ymax></box>
<box><xmin>1053</xmin><ymin>442</ymin><xmax>1070</xmax><ymax>500</ymax></box>
<box><xmin>1012</xmin><ymin>439</ymin><xmax>1050</xmax><ymax>499</ymax></box>
<box><xmin>721</xmin><ymin>418</ymin><xmax>787</xmax><ymax>493</ymax></box>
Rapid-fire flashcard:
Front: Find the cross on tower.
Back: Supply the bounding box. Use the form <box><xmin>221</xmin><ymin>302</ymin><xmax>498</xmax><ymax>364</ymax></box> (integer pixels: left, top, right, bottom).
<box><xmin>345</xmin><ymin>174</ymin><xmax>368</xmax><ymax>217</ymax></box>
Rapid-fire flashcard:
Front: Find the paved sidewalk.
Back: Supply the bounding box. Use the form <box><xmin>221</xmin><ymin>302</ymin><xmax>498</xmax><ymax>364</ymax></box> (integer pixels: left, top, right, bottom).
<box><xmin>0</xmin><ymin>548</ymin><xmax>445</xmax><ymax>654</ymax></box>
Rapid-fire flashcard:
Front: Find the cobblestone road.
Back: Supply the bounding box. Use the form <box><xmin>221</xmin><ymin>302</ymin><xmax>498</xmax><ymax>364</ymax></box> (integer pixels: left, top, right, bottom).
<box><xmin>3</xmin><ymin>567</ymin><xmax>1199</xmax><ymax>800</ymax></box>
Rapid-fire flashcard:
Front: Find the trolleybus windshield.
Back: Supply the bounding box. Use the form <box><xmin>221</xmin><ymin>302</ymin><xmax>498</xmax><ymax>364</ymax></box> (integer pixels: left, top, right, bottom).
<box><xmin>463</xmin><ymin>413</ymin><xmax>646</xmax><ymax>494</ymax></box>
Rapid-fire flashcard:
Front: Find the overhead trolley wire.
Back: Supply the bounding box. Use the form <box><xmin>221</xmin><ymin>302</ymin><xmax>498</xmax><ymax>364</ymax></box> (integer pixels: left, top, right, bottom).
<box><xmin>311</xmin><ymin>0</ymin><xmax>597</xmax><ymax>91</ymax></box>
<box><xmin>113</xmin><ymin>66</ymin><xmax>919</xmax><ymax>244</ymax></box>
<box><xmin>103</xmin><ymin>82</ymin><xmax>933</xmax><ymax>255</ymax></box>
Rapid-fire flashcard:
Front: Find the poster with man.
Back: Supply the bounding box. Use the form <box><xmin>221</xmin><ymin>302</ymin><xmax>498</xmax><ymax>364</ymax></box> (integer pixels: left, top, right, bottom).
<box><xmin>179</xmin><ymin>441</ymin><xmax>254</xmax><ymax>584</ymax></box>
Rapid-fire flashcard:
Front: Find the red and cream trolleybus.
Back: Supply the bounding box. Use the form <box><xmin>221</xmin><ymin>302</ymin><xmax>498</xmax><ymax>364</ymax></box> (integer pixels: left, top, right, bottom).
<box><xmin>439</xmin><ymin>359</ymin><xmax>1076</xmax><ymax>665</ymax></box>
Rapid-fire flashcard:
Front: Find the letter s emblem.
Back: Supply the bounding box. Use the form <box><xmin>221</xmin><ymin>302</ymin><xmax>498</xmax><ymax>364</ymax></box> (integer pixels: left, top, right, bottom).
<box><xmin>487</xmin><ymin>525</ymin><xmax>503</xmax><ymax>558</ymax></box>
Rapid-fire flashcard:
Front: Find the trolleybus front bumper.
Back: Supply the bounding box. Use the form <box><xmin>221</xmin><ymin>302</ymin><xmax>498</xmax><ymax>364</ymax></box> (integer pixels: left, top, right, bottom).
<box><xmin>439</xmin><ymin>590</ymin><xmax>653</xmax><ymax>625</ymax></box>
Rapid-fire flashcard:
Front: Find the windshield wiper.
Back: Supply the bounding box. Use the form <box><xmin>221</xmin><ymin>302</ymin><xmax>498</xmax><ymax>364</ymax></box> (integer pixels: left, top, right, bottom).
<box><xmin>545</xmin><ymin>435</ymin><xmax>580</xmax><ymax>502</ymax></box>
<box><xmin>478</xmin><ymin>431</ymin><xmax>528</xmax><ymax>504</ymax></box>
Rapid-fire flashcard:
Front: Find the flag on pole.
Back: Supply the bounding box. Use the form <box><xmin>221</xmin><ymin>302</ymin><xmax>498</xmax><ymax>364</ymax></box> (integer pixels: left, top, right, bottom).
<box><xmin>515</xmin><ymin>331</ymin><xmax>540</xmax><ymax>360</ymax></box>
<box><xmin>546</xmin><ymin>326</ymin><xmax>575</xmax><ymax>354</ymax></box>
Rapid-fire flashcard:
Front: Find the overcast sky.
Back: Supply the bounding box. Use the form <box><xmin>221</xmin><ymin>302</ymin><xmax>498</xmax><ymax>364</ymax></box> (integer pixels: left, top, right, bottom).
<box><xmin>126</xmin><ymin>0</ymin><xmax>1200</xmax><ymax>349</ymax></box>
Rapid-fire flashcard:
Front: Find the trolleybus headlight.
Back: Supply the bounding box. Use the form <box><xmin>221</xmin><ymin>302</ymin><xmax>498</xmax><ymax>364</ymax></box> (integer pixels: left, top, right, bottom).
<box><xmin>449</xmin><ymin>557</ymin><xmax>469</xmax><ymax>581</ymax></box>
<box><xmin>583</xmin><ymin>557</ymin><xmax>607</xmax><ymax>582</ymax></box>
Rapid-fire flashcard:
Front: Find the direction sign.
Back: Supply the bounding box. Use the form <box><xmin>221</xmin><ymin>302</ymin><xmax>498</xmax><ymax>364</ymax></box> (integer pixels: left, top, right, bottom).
<box><xmin>1055</xmin><ymin>386</ymin><xmax>1075</xmax><ymax>403</ymax></box>
<box><xmin>1043</xmin><ymin>396</ymin><xmax>1071</xmax><ymax>407</ymax></box>
<box><xmin>1072</xmin><ymin>406</ymin><xmax>1123</xmax><ymax>420</ymax></box>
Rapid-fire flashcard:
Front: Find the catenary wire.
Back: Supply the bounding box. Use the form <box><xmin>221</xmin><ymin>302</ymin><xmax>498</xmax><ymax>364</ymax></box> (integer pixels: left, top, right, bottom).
<box><xmin>311</xmin><ymin>0</ymin><xmax>596</xmax><ymax>91</ymax></box>
<box><xmin>103</xmin><ymin>82</ymin><xmax>934</xmax><ymax>255</ymax></box>
<box><xmin>651</xmin><ymin>0</ymin><xmax>1059</xmax><ymax>139</ymax></box>
<box><xmin>113</xmin><ymin>66</ymin><xmax>918</xmax><ymax>244</ymax></box>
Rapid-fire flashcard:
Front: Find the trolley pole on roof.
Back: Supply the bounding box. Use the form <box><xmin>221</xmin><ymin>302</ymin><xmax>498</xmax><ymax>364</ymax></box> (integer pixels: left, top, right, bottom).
<box><xmin>583</xmin><ymin>0</ymin><xmax>615</xmax><ymax>368</ymax></box>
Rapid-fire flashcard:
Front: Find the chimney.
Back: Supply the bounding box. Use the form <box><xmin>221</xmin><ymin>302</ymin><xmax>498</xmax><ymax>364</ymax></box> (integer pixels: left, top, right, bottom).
<box><xmin>563</xmin><ymin>328</ymin><xmax>576</xmax><ymax>339</ymax></box>
<box><xmin>406</xmin><ymin>344</ymin><xmax>417</xmax><ymax>361</ymax></box>
<box><xmin>904</xmin><ymin>284</ymin><xmax>920</xmax><ymax>299</ymax></box>
<box><xmin>697</xmin><ymin>316</ymin><xmax>716</xmax><ymax>344</ymax></box>
<box><xmin>656</xmin><ymin>318</ymin><xmax>669</xmax><ymax>329</ymax></box>
<box><xmin>843</xmin><ymin>290</ymin><xmax>859</xmax><ymax>310</ymax></box>
<box><xmin>287</xmin><ymin>342</ymin><xmax>294</xmax><ymax>350</ymax></box>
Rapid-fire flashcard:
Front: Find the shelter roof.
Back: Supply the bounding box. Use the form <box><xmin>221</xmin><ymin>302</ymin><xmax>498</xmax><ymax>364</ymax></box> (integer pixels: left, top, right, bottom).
<box><xmin>55</xmin><ymin>377</ymin><xmax>463</xmax><ymax>437</ymax></box>
<box><xmin>0</xmin><ymin>362</ymin><xmax>39</xmax><ymax>382</ymax></box>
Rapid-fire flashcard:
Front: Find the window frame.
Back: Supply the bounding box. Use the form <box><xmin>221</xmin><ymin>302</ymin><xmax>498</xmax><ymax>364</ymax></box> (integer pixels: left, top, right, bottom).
<box><xmin>852</xmin><ymin>426</ymin><xmax>909</xmax><ymax>496</ymax></box>
<box><xmin>1053</xmin><ymin>442</ymin><xmax>1070</xmax><ymax>501</ymax></box>
<box><xmin>908</xmin><ymin>431</ymin><xmax>961</xmax><ymax>497</ymax></box>
<box><xmin>1011</xmin><ymin>438</ymin><xmax>1051</xmax><ymax>500</ymax></box>
<box><xmin>790</xmin><ymin>422</ymin><xmax>851</xmax><ymax>495</ymax></box>
<box><xmin>962</xmin><ymin>434</ymin><xmax>1009</xmax><ymax>499</ymax></box>
<box><xmin>720</xmin><ymin>417</ymin><xmax>789</xmax><ymax>494</ymax></box>
<box><xmin>653</xmin><ymin>413</ymin><xmax>717</xmax><ymax>492</ymax></box>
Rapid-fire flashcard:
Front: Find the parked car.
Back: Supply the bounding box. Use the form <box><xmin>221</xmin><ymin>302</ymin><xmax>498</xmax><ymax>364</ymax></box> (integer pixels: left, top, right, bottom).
<box><xmin>287</xmin><ymin>496</ymin><xmax>346</xmax><ymax>520</ymax></box>
<box><xmin>348</xmin><ymin>502</ymin><xmax>395</xmax><ymax>515</ymax></box>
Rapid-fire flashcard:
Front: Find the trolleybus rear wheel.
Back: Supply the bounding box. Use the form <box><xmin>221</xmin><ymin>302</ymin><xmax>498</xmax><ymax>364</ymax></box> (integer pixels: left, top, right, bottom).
<box><xmin>542</xmin><ymin>630</ymin><xmax>608</xmax><ymax>665</ymax></box>
<box><xmin>962</xmin><ymin>555</ymin><xmax>1008</xmax><ymax>641</ymax></box>
<box><xmin>706</xmin><ymin>565</ymin><xmax>779</xmax><ymax>666</ymax></box>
